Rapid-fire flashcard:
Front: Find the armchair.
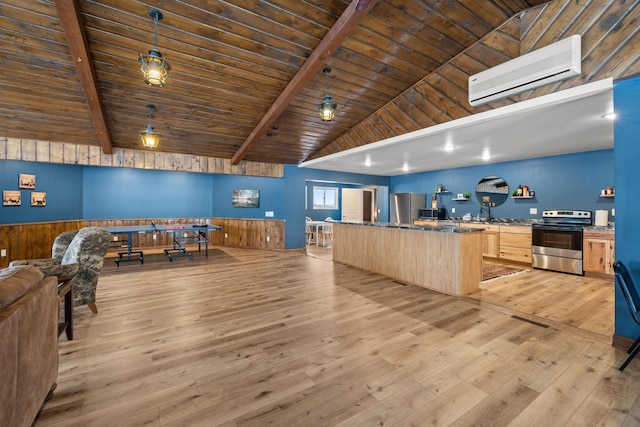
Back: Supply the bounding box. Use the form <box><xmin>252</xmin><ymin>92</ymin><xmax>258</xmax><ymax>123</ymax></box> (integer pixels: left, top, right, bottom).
<box><xmin>10</xmin><ymin>227</ymin><xmax>111</xmax><ymax>314</ymax></box>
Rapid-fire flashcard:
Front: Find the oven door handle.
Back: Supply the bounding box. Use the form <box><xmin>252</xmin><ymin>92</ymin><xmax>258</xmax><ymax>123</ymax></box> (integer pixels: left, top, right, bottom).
<box><xmin>533</xmin><ymin>225</ymin><xmax>583</xmax><ymax>232</ymax></box>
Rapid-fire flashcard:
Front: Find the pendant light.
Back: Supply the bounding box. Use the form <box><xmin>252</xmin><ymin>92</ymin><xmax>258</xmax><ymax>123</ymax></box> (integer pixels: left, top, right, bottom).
<box><xmin>138</xmin><ymin>9</ymin><xmax>171</xmax><ymax>87</ymax></box>
<box><xmin>139</xmin><ymin>104</ymin><xmax>160</xmax><ymax>149</ymax></box>
<box><xmin>317</xmin><ymin>67</ymin><xmax>337</xmax><ymax>122</ymax></box>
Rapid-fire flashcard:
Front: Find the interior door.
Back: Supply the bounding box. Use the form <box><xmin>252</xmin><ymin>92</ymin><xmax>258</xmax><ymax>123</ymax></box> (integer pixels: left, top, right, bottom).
<box><xmin>342</xmin><ymin>188</ymin><xmax>363</xmax><ymax>222</ymax></box>
<box><xmin>363</xmin><ymin>190</ymin><xmax>373</xmax><ymax>222</ymax></box>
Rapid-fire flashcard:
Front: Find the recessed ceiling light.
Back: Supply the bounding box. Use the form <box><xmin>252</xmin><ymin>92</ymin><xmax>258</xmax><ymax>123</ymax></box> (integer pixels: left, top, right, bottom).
<box><xmin>402</xmin><ymin>163</ymin><xmax>409</xmax><ymax>172</ymax></box>
<box><xmin>482</xmin><ymin>149</ymin><xmax>491</xmax><ymax>161</ymax></box>
<box><xmin>603</xmin><ymin>112</ymin><xmax>616</xmax><ymax>120</ymax></box>
<box><xmin>444</xmin><ymin>143</ymin><xmax>454</xmax><ymax>152</ymax></box>
<box><xmin>364</xmin><ymin>157</ymin><xmax>371</xmax><ymax>167</ymax></box>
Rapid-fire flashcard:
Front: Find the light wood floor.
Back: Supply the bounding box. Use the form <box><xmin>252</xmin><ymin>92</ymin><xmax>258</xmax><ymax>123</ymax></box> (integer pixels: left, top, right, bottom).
<box><xmin>36</xmin><ymin>246</ymin><xmax>637</xmax><ymax>427</ymax></box>
<box><xmin>307</xmin><ymin>245</ymin><xmax>615</xmax><ymax>343</ymax></box>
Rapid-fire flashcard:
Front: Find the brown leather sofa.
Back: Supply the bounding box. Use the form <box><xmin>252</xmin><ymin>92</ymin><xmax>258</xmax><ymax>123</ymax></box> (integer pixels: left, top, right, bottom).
<box><xmin>0</xmin><ymin>266</ymin><xmax>59</xmax><ymax>427</ymax></box>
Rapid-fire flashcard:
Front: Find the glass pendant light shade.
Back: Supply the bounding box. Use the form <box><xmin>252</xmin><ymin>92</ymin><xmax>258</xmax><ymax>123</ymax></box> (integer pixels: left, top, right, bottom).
<box><xmin>317</xmin><ymin>67</ymin><xmax>337</xmax><ymax>122</ymax></box>
<box><xmin>318</xmin><ymin>96</ymin><xmax>337</xmax><ymax>122</ymax></box>
<box><xmin>139</xmin><ymin>9</ymin><xmax>170</xmax><ymax>87</ymax></box>
<box><xmin>139</xmin><ymin>48</ymin><xmax>170</xmax><ymax>87</ymax></box>
<box><xmin>140</xmin><ymin>104</ymin><xmax>160</xmax><ymax>148</ymax></box>
<box><xmin>140</xmin><ymin>124</ymin><xmax>160</xmax><ymax>148</ymax></box>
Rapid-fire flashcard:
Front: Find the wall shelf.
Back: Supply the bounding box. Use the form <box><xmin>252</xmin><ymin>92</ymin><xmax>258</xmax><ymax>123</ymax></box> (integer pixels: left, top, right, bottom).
<box><xmin>512</xmin><ymin>196</ymin><xmax>535</xmax><ymax>199</ymax></box>
<box><xmin>600</xmin><ymin>194</ymin><xmax>614</xmax><ymax>198</ymax></box>
<box><xmin>451</xmin><ymin>197</ymin><xmax>470</xmax><ymax>201</ymax></box>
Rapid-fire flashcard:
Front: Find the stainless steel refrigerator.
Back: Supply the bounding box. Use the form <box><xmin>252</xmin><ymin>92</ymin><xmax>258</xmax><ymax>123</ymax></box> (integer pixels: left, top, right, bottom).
<box><xmin>390</xmin><ymin>192</ymin><xmax>426</xmax><ymax>224</ymax></box>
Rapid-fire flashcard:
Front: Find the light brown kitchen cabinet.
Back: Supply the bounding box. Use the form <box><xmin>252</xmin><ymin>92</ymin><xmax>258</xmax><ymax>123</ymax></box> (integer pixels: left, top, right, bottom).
<box><xmin>583</xmin><ymin>229</ymin><xmax>615</xmax><ymax>275</ymax></box>
<box><xmin>499</xmin><ymin>225</ymin><xmax>532</xmax><ymax>264</ymax></box>
<box><xmin>459</xmin><ymin>223</ymin><xmax>500</xmax><ymax>258</ymax></box>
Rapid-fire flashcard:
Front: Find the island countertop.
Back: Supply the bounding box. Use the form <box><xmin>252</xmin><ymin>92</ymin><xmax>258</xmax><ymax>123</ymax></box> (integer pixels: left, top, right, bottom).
<box><xmin>342</xmin><ymin>221</ymin><xmax>484</xmax><ymax>233</ymax></box>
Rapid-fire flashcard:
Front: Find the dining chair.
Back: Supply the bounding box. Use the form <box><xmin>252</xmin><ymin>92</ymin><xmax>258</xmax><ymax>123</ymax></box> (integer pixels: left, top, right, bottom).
<box><xmin>613</xmin><ymin>260</ymin><xmax>640</xmax><ymax>371</ymax></box>
<box><xmin>318</xmin><ymin>222</ymin><xmax>333</xmax><ymax>247</ymax></box>
<box><xmin>305</xmin><ymin>221</ymin><xmax>316</xmax><ymax>246</ymax></box>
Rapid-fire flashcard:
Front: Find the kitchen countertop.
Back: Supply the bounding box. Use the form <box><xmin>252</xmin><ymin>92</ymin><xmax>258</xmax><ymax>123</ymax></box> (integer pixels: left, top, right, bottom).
<box><xmin>336</xmin><ymin>221</ymin><xmax>483</xmax><ymax>233</ymax></box>
<box><xmin>417</xmin><ymin>218</ymin><xmax>615</xmax><ymax>230</ymax></box>
<box><xmin>420</xmin><ymin>217</ymin><xmax>540</xmax><ymax>225</ymax></box>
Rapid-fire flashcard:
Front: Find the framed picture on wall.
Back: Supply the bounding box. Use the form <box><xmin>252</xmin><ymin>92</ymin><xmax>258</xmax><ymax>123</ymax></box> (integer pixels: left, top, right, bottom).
<box><xmin>232</xmin><ymin>189</ymin><xmax>259</xmax><ymax>208</ymax></box>
<box><xmin>3</xmin><ymin>190</ymin><xmax>21</xmax><ymax>206</ymax></box>
<box><xmin>31</xmin><ymin>192</ymin><xmax>47</xmax><ymax>207</ymax></box>
<box><xmin>19</xmin><ymin>174</ymin><xmax>36</xmax><ymax>189</ymax></box>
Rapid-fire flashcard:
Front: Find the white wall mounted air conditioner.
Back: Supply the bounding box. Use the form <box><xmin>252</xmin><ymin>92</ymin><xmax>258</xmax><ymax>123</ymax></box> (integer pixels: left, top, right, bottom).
<box><xmin>468</xmin><ymin>34</ymin><xmax>581</xmax><ymax>106</ymax></box>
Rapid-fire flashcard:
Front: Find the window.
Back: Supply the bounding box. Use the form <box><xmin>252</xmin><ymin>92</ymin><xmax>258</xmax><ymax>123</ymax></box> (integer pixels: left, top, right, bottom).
<box><xmin>313</xmin><ymin>186</ymin><xmax>338</xmax><ymax>210</ymax></box>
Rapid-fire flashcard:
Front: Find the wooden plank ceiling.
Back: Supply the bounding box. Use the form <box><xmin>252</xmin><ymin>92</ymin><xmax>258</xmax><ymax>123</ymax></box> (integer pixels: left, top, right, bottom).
<box><xmin>2</xmin><ymin>0</ymin><xmax>626</xmax><ymax>167</ymax></box>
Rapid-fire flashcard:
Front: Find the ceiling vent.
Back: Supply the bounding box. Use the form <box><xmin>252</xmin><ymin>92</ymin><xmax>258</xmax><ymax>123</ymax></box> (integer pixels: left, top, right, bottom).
<box><xmin>468</xmin><ymin>35</ymin><xmax>581</xmax><ymax>106</ymax></box>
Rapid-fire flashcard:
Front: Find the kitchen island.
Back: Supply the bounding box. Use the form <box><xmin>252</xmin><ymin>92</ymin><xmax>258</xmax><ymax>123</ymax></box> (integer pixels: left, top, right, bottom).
<box><xmin>333</xmin><ymin>222</ymin><xmax>483</xmax><ymax>296</ymax></box>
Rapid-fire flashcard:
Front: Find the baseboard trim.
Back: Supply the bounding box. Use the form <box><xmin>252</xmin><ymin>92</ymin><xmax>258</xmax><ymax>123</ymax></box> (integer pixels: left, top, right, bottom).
<box><xmin>613</xmin><ymin>334</ymin><xmax>634</xmax><ymax>350</ymax></box>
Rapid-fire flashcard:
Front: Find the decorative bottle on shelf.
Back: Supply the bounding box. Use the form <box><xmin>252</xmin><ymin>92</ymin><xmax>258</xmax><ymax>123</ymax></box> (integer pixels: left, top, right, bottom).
<box><xmin>522</xmin><ymin>185</ymin><xmax>529</xmax><ymax>197</ymax></box>
<box><xmin>517</xmin><ymin>185</ymin><xmax>523</xmax><ymax>196</ymax></box>
<box><xmin>529</xmin><ymin>189</ymin><xmax>535</xmax><ymax>197</ymax></box>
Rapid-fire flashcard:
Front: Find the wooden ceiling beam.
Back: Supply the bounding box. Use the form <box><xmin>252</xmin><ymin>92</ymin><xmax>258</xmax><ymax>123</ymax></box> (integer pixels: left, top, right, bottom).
<box><xmin>55</xmin><ymin>0</ymin><xmax>112</xmax><ymax>154</ymax></box>
<box><xmin>231</xmin><ymin>0</ymin><xmax>377</xmax><ymax>165</ymax></box>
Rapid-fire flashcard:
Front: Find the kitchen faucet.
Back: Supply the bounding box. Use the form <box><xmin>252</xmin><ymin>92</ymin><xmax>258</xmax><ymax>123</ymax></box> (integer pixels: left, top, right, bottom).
<box><xmin>479</xmin><ymin>202</ymin><xmax>492</xmax><ymax>221</ymax></box>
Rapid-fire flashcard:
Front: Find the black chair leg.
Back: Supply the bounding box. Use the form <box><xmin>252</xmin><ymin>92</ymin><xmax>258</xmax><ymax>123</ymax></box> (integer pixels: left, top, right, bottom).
<box><xmin>620</xmin><ymin>337</ymin><xmax>640</xmax><ymax>371</ymax></box>
<box><xmin>628</xmin><ymin>335</ymin><xmax>640</xmax><ymax>355</ymax></box>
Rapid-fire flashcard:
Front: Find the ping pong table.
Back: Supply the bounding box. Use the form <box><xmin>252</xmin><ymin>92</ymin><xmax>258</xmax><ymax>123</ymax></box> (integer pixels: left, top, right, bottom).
<box><xmin>104</xmin><ymin>223</ymin><xmax>222</xmax><ymax>266</ymax></box>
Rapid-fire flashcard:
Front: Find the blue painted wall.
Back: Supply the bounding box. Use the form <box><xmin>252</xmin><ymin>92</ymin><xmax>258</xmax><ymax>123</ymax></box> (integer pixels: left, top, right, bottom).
<box><xmin>0</xmin><ymin>160</ymin><xmax>390</xmax><ymax>250</ymax></box>
<box><xmin>390</xmin><ymin>150</ymin><xmax>614</xmax><ymax>221</ymax></box>
<box><xmin>288</xmin><ymin>165</ymin><xmax>391</xmax><ymax>248</ymax></box>
<box><xmin>83</xmin><ymin>167</ymin><xmax>214</xmax><ymax>219</ymax></box>
<box><xmin>614</xmin><ymin>75</ymin><xmax>640</xmax><ymax>339</ymax></box>
<box><xmin>0</xmin><ymin>160</ymin><xmax>83</xmax><ymax>222</ymax></box>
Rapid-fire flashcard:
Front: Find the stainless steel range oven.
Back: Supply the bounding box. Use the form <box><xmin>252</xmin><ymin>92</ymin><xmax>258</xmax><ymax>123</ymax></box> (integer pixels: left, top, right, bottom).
<box><xmin>532</xmin><ymin>210</ymin><xmax>592</xmax><ymax>275</ymax></box>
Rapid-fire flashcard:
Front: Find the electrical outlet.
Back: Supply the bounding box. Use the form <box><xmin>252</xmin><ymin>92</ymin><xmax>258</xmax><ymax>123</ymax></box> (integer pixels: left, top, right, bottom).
<box><xmin>113</xmin><ymin>236</ymin><xmax>118</xmax><ymax>241</ymax></box>
<box><xmin>266</xmin><ymin>236</ymin><xmax>270</xmax><ymax>242</ymax></box>
<box><xmin>265</xmin><ymin>211</ymin><xmax>274</xmax><ymax>217</ymax></box>
<box><xmin>612</xmin><ymin>208</ymin><xmax>615</xmax><ymax>216</ymax></box>
<box><xmin>451</xmin><ymin>207</ymin><xmax>455</xmax><ymax>214</ymax></box>
<box><xmin>153</xmin><ymin>234</ymin><xmax>157</xmax><ymax>240</ymax></box>
<box><xmin>530</xmin><ymin>208</ymin><xmax>538</xmax><ymax>215</ymax></box>
<box><xmin>184</xmin><ymin>233</ymin><xmax>188</xmax><ymax>237</ymax></box>
<box><xmin>225</xmin><ymin>233</ymin><xmax>228</xmax><ymax>238</ymax></box>
<box><xmin>1</xmin><ymin>249</ymin><xmax>6</xmax><ymax>257</ymax></box>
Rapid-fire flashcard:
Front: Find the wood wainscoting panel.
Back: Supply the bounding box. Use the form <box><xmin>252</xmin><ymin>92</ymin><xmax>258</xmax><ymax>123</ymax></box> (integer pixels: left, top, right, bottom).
<box><xmin>0</xmin><ymin>220</ymin><xmax>82</xmax><ymax>268</ymax></box>
<box><xmin>207</xmin><ymin>218</ymin><xmax>285</xmax><ymax>250</ymax></box>
<box><xmin>0</xmin><ymin>217</ymin><xmax>285</xmax><ymax>268</ymax></box>
<box><xmin>84</xmin><ymin>218</ymin><xmax>285</xmax><ymax>251</ymax></box>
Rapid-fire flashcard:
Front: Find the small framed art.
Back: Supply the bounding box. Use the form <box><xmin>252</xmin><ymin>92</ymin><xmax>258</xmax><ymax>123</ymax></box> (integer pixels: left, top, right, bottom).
<box><xmin>3</xmin><ymin>190</ymin><xmax>21</xmax><ymax>206</ymax></box>
<box><xmin>232</xmin><ymin>189</ymin><xmax>259</xmax><ymax>208</ymax></box>
<box><xmin>19</xmin><ymin>174</ymin><xmax>35</xmax><ymax>189</ymax></box>
<box><xmin>31</xmin><ymin>192</ymin><xmax>47</xmax><ymax>207</ymax></box>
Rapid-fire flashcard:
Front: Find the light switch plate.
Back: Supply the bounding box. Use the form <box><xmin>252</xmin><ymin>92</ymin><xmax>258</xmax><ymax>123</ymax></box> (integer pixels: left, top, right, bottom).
<box><xmin>612</xmin><ymin>208</ymin><xmax>615</xmax><ymax>216</ymax></box>
<box><xmin>0</xmin><ymin>249</ymin><xmax>6</xmax><ymax>257</ymax></box>
<box><xmin>530</xmin><ymin>208</ymin><xmax>538</xmax><ymax>215</ymax></box>
<box><xmin>265</xmin><ymin>211</ymin><xmax>274</xmax><ymax>217</ymax></box>
<box><xmin>451</xmin><ymin>207</ymin><xmax>455</xmax><ymax>213</ymax></box>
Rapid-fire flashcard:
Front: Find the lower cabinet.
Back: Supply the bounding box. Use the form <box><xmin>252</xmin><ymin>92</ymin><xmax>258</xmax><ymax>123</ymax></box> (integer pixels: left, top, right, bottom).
<box><xmin>499</xmin><ymin>226</ymin><xmax>532</xmax><ymax>264</ymax></box>
<box><xmin>459</xmin><ymin>223</ymin><xmax>500</xmax><ymax>258</ymax></box>
<box><xmin>583</xmin><ymin>229</ymin><xmax>615</xmax><ymax>275</ymax></box>
<box><xmin>415</xmin><ymin>221</ymin><xmax>534</xmax><ymax>264</ymax></box>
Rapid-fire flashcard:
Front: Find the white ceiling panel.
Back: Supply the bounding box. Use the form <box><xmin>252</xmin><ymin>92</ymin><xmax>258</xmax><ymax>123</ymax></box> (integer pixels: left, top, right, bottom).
<box><xmin>299</xmin><ymin>79</ymin><xmax>614</xmax><ymax>176</ymax></box>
